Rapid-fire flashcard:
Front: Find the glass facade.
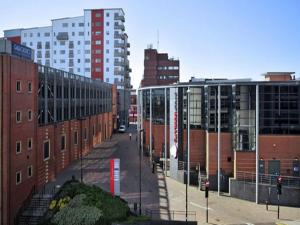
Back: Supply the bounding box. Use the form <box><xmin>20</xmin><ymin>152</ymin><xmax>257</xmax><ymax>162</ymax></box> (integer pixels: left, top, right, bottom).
<box><xmin>139</xmin><ymin>81</ymin><xmax>300</xmax><ymax>152</ymax></box>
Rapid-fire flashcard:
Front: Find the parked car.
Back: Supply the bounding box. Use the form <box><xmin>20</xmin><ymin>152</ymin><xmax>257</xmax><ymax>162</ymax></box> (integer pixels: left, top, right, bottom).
<box><xmin>118</xmin><ymin>125</ymin><xmax>126</xmax><ymax>133</ymax></box>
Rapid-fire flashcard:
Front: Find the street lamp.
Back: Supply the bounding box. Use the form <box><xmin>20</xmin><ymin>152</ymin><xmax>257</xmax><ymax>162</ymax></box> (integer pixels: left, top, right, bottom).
<box><xmin>78</xmin><ymin>117</ymin><xmax>86</xmax><ymax>183</ymax></box>
<box><xmin>139</xmin><ymin>128</ymin><xmax>144</xmax><ymax>215</ymax></box>
<box><xmin>185</xmin><ymin>87</ymin><xmax>191</xmax><ymax>223</ymax></box>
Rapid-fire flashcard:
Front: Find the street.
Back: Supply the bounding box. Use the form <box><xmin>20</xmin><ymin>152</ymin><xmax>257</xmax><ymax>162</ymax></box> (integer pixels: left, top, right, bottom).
<box><xmin>50</xmin><ymin>125</ymin><xmax>300</xmax><ymax>225</ymax></box>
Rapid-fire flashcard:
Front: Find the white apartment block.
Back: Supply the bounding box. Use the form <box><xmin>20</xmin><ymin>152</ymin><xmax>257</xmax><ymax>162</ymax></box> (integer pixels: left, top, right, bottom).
<box><xmin>4</xmin><ymin>8</ymin><xmax>131</xmax><ymax>91</ymax></box>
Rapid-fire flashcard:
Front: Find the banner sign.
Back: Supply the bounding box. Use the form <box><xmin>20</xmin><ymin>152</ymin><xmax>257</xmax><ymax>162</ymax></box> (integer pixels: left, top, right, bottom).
<box><xmin>170</xmin><ymin>88</ymin><xmax>178</xmax><ymax>158</ymax></box>
<box><xmin>110</xmin><ymin>158</ymin><xmax>120</xmax><ymax>196</ymax></box>
<box><xmin>11</xmin><ymin>42</ymin><xmax>32</xmax><ymax>60</ymax></box>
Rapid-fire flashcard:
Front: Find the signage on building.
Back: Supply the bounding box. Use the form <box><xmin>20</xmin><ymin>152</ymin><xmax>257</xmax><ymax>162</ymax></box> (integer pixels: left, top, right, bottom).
<box><xmin>170</xmin><ymin>88</ymin><xmax>178</xmax><ymax>158</ymax></box>
<box><xmin>11</xmin><ymin>42</ymin><xmax>32</xmax><ymax>60</ymax></box>
<box><xmin>110</xmin><ymin>158</ymin><xmax>120</xmax><ymax>196</ymax></box>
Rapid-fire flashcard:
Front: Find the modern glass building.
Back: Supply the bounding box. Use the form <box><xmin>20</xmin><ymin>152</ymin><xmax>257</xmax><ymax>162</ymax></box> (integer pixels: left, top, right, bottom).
<box><xmin>137</xmin><ymin>73</ymin><xmax>300</xmax><ymax>204</ymax></box>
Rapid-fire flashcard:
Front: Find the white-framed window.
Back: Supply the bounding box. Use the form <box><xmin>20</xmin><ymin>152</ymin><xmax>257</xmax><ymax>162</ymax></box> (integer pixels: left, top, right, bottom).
<box><xmin>95</xmin><ymin>40</ymin><xmax>101</xmax><ymax>45</ymax></box>
<box><xmin>96</xmin><ymin>13</ymin><xmax>101</xmax><ymax>17</ymax></box>
<box><xmin>16</xmin><ymin>80</ymin><xmax>21</xmax><ymax>92</ymax></box>
<box><xmin>61</xmin><ymin>135</ymin><xmax>66</xmax><ymax>151</ymax></box>
<box><xmin>95</xmin><ymin>58</ymin><xmax>101</xmax><ymax>63</ymax></box>
<box><xmin>95</xmin><ymin>31</ymin><xmax>101</xmax><ymax>36</ymax></box>
<box><xmin>28</xmin><ymin>81</ymin><xmax>32</xmax><ymax>93</ymax></box>
<box><xmin>95</xmin><ymin>49</ymin><xmax>101</xmax><ymax>54</ymax></box>
<box><xmin>28</xmin><ymin>110</ymin><xmax>32</xmax><ymax>121</ymax></box>
<box><xmin>28</xmin><ymin>138</ymin><xmax>32</xmax><ymax>150</ymax></box>
<box><xmin>16</xmin><ymin>111</ymin><xmax>22</xmax><ymax>123</ymax></box>
<box><xmin>43</xmin><ymin>140</ymin><xmax>50</xmax><ymax>161</ymax></box>
<box><xmin>28</xmin><ymin>165</ymin><xmax>33</xmax><ymax>177</ymax></box>
<box><xmin>16</xmin><ymin>141</ymin><xmax>21</xmax><ymax>154</ymax></box>
<box><xmin>16</xmin><ymin>171</ymin><xmax>22</xmax><ymax>185</ymax></box>
<box><xmin>95</xmin><ymin>67</ymin><xmax>101</xmax><ymax>72</ymax></box>
<box><xmin>74</xmin><ymin>131</ymin><xmax>78</xmax><ymax>145</ymax></box>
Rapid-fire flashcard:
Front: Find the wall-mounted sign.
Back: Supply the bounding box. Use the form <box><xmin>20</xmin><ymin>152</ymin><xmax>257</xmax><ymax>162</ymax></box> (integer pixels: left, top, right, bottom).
<box><xmin>110</xmin><ymin>158</ymin><xmax>120</xmax><ymax>196</ymax></box>
<box><xmin>11</xmin><ymin>42</ymin><xmax>32</xmax><ymax>60</ymax></box>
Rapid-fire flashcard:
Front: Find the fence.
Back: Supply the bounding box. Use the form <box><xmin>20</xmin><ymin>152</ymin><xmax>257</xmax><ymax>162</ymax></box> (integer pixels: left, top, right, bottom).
<box><xmin>236</xmin><ymin>171</ymin><xmax>300</xmax><ymax>188</ymax></box>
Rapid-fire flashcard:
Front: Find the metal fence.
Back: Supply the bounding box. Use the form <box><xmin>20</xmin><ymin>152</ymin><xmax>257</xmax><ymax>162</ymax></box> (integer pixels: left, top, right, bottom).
<box><xmin>236</xmin><ymin>171</ymin><xmax>300</xmax><ymax>188</ymax></box>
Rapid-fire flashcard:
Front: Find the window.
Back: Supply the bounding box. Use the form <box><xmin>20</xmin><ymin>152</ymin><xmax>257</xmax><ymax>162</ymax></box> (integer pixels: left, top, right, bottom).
<box><xmin>29</xmin><ymin>42</ymin><xmax>33</xmax><ymax>46</ymax></box>
<box><xmin>54</xmin><ymin>50</ymin><xmax>56</xmax><ymax>55</ymax></box>
<box><xmin>28</xmin><ymin>82</ymin><xmax>32</xmax><ymax>93</ymax></box>
<box><xmin>60</xmin><ymin>59</ymin><xmax>65</xmax><ymax>63</ymax></box>
<box><xmin>24</xmin><ymin>33</ymin><xmax>27</xmax><ymax>37</ymax></box>
<box><xmin>28</xmin><ymin>138</ymin><xmax>32</xmax><ymax>150</ymax></box>
<box><xmin>106</xmin><ymin>40</ymin><xmax>109</xmax><ymax>44</ymax></box>
<box><xmin>74</xmin><ymin>131</ymin><xmax>78</xmax><ymax>145</ymax></box>
<box><xmin>85</xmin><ymin>50</ymin><xmax>90</xmax><ymax>54</ymax></box>
<box><xmin>16</xmin><ymin>111</ymin><xmax>21</xmax><ymax>123</ymax></box>
<box><xmin>28</xmin><ymin>165</ymin><xmax>33</xmax><ymax>177</ymax></box>
<box><xmin>106</xmin><ymin>49</ymin><xmax>109</xmax><ymax>54</ymax></box>
<box><xmin>54</xmin><ymin>41</ymin><xmax>57</xmax><ymax>46</ymax></box>
<box><xmin>72</xmin><ymin>32</ymin><xmax>75</xmax><ymax>36</ymax></box>
<box><xmin>60</xmin><ymin>50</ymin><xmax>66</xmax><ymax>54</ymax></box>
<box><xmin>62</xmin><ymin>23</ymin><xmax>68</xmax><ymax>27</ymax></box>
<box><xmin>30</xmin><ymin>33</ymin><xmax>33</xmax><ymax>37</ymax></box>
<box><xmin>106</xmin><ymin>22</ymin><xmax>109</xmax><ymax>26</ymax></box>
<box><xmin>95</xmin><ymin>49</ymin><xmax>101</xmax><ymax>54</ymax></box>
<box><xmin>77</xmin><ymin>68</ymin><xmax>80</xmax><ymax>73</ymax></box>
<box><xmin>85</xmin><ymin>68</ymin><xmax>90</xmax><ymax>72</ymax></box>
<box><xmin>44</xmin><ymin>32</ymin><xmax>50</xmax><ymax>37</ymax></box>
<box><xmin>16</xmin><ymin>171</ymin><xmax>22</xmax><ymax>185</ymax></box>
<box><xmin>95</xmin><ymin>67</ymin><xmax>101</xmax><ymax>72</ymax></box>
<box><xmin>69</xmin><ymin>68</ymin><xmax>73</xmax><ymax>73</ymax></box>
<box><xmin>78</xmin><ymin>32</ymin><xmax>84</xmax><ymax>36</ymax></box>
<box><xmin>72</xmin><ymin>23</ymin><xmax>75</xmax><ymax>27</ymax></box>
<box><xmin>61</xmin><ymin>135</ymin><xmax>66</xmax><ymax>151</ymax></box>
<box><xmin>77</xmin><ymin>59</ymin><xmax>81</xmax><ymax>63</ymax></box>
<box><xmin>60</xmin><ymin>41</ymin><xmax>66</xmax><ymax>45</ymax></box>
<box><xmin>78</xmin><ymin>22</ymin><xmax>84</xmax><ymax>27</ymax></box>
<box><xmin>95</xmin><ymin>22</ymin><xmax>101</xmax><ymax>27</ymax></box>
<box><xmin>77</xmin><ymin>41</ymin><xmax>81</xmax><ymax>45</ymax></box>
<box><xmin>106</xmin><ymin>31</ymin><xmax>109</xmax><ymax>35</ymax></box>
<box><xmin>106</xmin><ymin>78</ymin><xmax>109</xmax><ymax>82</ymax></box>
<box><xmin>93</xmin><ymin>125</ymin><xmax>95</xmax><ymax>136</ymax></box>
<box><xmin>106</xmin><ymin>58</ymin><xmax>109</xmax><ymax>63</ymax></box>
<box><xmin>16</xmin><ymin>141</ymin><xmax>21</xmax><ymax>154</ymax></box>
<box><xmin>96</xmin><ymin>13</ymin><xmax>101</xmax><ymax>17</ymax></box>
<box><xmin>28</xmin><ymin>110</ymin><xmax>32</xmax><ymax>121</ymax></box>
<box><xmin>37</xmin><ymin>32</ymin><xmax>40</xmax><ymax>37</ymax></box>
<box><xmin>95</xmin><ymin>31</ymin><xmax>101</xmax><ymax>36</ymax></box>
<box><xmin>16</xmin><ymin>81</ymin><xmax>21</xmax><ymax>92</ymax></box>
<box><xmin>95</xmin><ymin>58</ymin><xmax>101</xmax><ymax>63</ymax></box>
<box><xmin>85</xmin><ymin>41</ymin><xmax>90</xmax><ymax>45</ymax></box>
<box><xmin>44</xmin><ymin>140</ymin><xmax>50</xmax><ymax>160</ymax></box>
<box><xmin>95</xmin><ymin>40</ymin><xmax>101</xmax><ymax>45</ymax></box>
<box><xmin>106</xmin><ymin>67</ymin><xmax>109</xmax><ymax>72</ymax></box>
<box><xmin>85</xmin><ymin>58</ymin><xmax>91</xmax><ymax>63</ymax></box>
<box><xmin>106</xmin><ymin>13</ymin><xmax>110</xmax><ymax>17</ymax></box>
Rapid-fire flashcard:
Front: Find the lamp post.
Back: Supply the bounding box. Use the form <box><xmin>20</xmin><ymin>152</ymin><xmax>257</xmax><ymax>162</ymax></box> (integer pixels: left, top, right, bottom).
<box><xmin>139</xmin><ymin>128</ymin><xmax>144</xmax><ymax>215</ymax></box>
<box><xmin>78</xmin><ymin>117</ymin><xmax>86</xmax><ymax>183</ymax></box>
<box><xmin>186</xmin><ymin>87</ymin><xmax>191</xmax><ymax>223</ymax></box>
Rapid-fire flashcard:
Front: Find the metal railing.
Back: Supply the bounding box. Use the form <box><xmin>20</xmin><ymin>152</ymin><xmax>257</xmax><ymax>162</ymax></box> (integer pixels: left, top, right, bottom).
<box><xmin>145</xmin><ymin>209</ymin><xmax>196</xmax><ymax>221</ymax></box>
<box><xmin>236</xmin><ymin>171</ymin><xmax>300</xmax><ymax>188</ymax></box>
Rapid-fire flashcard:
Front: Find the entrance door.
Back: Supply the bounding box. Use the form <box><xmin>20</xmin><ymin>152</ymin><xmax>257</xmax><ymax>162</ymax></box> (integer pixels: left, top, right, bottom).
<box><xmin>268</xmin><ymin>160</ymin><xmax>280</xmax><ymax>175</ymax></box>
<box><xmin>259</xmin><ymin>160</ymin><xmax>265</xmax><ymax>174</ymax></box>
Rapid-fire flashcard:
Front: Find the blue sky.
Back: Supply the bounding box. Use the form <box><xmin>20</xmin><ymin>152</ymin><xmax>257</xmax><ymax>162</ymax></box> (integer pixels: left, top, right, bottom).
<box><xmin>1</xmin><ymin>0</ymin><xmax>300</xmax><ymax>88</ymax></box>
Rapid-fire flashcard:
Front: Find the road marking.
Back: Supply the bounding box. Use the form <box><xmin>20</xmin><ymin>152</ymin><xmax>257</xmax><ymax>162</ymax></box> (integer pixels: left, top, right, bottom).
<box><xmin>190</xmin><ymin>201</ymin><xmax>213</xmax><ymax>210</ymax></box>
<box><xmin>245</xmin><ymin>223</ymin><xmax>254</xmax><ymax>225</ymax></box>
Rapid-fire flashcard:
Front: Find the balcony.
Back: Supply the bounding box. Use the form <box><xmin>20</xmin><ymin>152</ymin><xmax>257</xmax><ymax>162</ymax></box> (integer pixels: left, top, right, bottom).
<box><xmin>114</xmin><ymin>60</ymin><xmax>125</xmax><ymax>67</ymax></box>
<box><xmin>127</xmin><ymin>51</ymin><xmax>130</xmax><ymax>56</ymax></box>
<box><xmin>114</xmin><ymin>32</ymin><xmax>125</xmax><ymax>40</ymax></box>
<box><xmin>114</xmin><ymin>50</ymin><xmax>125</xmax><ymax>58</ymax></box>
<box><xmin>114</xmin><ymin>14</ymin><xmax>125</xmax><ymax>22</ymax></box>
<box><xmin>114</xmin><ymin>41</ymin><xmax>125</xmax><ymax>48</ymax></box>
<box><xmin>114</xmin><ymin>70</ymin><xmax>125</xmax><ymax>76</ymax></box>
<box><xmin>56</xmin><ymin>32</ymin><xmax>69</xmax><ymax>41</ymax></box>
<box><xmin>127</xmin><ymin>43</ymin><xmax>130</xmax><ymax>48</ymax></box>
<box><xmin>114</xmin><ymin>24</ymin><xmax>125</xmax><ymax>31</ymax></box>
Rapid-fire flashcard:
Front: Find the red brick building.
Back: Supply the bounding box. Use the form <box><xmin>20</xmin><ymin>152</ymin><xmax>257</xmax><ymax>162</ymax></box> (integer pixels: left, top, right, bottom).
<box><xmin>0</xmin><ymin>39</ymin><xmax>116</xmax><ymax>225</ymax></box>
<box><xmin>129</xmin><ymin>89</ymin><xmax>137</xmax><ymax>124</ymax></box>
<box><xmin>141</xmin><ymin>47</ymin><xmax>179</xmax><ymax>87</ymax></box>
<box><xmin>138</xmin><ymin>73</ymin><xmax>300</xmax><ymax>197</ymax></box>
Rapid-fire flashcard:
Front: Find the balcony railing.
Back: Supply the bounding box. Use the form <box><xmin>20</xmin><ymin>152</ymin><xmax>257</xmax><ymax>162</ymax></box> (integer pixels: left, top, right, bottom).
<box><xmin>114</xmin><ymin>14</ymin><xmax>125</xmax><ymax>22</ymax></box>
<box><xmin>114</xmin><ymin>60</ymin><xmax>125</xmax><ymax>67</ymax></box>
<box><xmin>114</xmin><ymin>50</ymin><xmax>125</xmax><ymax>57</ymax></box>
<box><xmin>114</xmin><ymin>24</ymin><xmax>125</xmax><ymax>31</ymax></box>
<box><xmin>114</xmin><ymin>41</ymin><xmax>125</xmax><ymax>48</ymax></box>
<box><xmin>114</xmin><ymin>33</ymin><xmax>125</xmax><ymax>40</ymax></box>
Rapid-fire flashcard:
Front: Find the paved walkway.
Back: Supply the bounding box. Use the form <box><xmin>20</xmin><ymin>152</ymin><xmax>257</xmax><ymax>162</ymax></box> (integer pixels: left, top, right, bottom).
<box><xmin>44</xmin><ymin>125</ymin><xmax>300</xmax><ymax>225</ymax></box>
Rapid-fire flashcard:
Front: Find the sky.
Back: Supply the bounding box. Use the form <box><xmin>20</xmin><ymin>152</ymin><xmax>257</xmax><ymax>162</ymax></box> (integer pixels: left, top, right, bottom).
<box><xmin>1</xmin><ymin>0</ymin><xmax>300</xmax><ymax>89</ymax></box>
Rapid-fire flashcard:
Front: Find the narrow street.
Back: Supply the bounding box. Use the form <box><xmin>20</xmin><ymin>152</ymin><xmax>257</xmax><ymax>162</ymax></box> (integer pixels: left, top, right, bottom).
<box><xmin>49</xmin><ymin>125</ymin><xmax>300</xmax><ymax>225</ymax></box>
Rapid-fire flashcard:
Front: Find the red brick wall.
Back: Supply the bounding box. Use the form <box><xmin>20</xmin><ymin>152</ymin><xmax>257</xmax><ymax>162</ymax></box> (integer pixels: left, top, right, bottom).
<box><xmin>207</xmin><ymin>132</ymin><xmax>233</xmax><ymax>176</ymax></box>
<box><xmin>0</xmin><ymin>55</ymin><xmax>38</xmax><ymax>224</ymax></box>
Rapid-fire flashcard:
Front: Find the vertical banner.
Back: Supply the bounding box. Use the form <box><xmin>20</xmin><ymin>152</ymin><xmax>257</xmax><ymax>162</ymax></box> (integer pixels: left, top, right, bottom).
<box><xmin>110</xmin><ymin>158</ymin><xmax>120</xmax><ymax>196</ymax></box>
<box><xmin>169</xmin><ymin>87</ymin><xmax>179</xmax><ymax>179</ymax></box>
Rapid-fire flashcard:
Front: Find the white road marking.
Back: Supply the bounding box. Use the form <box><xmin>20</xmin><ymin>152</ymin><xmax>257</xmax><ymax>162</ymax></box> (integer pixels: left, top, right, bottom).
<box><xmin>190</xmin><ymin>201</ymin><xmax>213</xmax><ymax>210</ymax></box>
<box><xmin>246</xmin><ymin>223</ymin><xmax>254</xmax><ymax>225</ymax></box>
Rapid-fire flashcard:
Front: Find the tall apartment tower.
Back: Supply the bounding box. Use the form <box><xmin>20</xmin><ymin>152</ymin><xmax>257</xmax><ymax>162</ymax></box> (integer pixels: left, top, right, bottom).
<box><xmin>4</xmin><ymin>8</ymin><xmax>131</xmax><ymax>126</ymax></box>
<box><xmin>141</xmin><ymin>46</ymin><xmax>179</xmax><ymax>87</ymax></box>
